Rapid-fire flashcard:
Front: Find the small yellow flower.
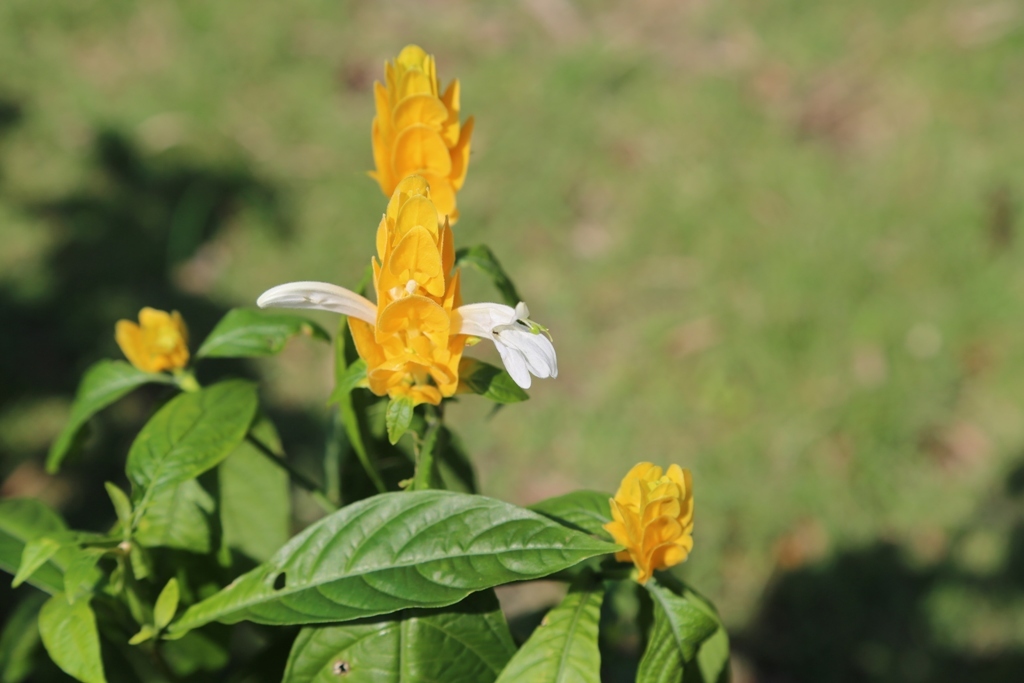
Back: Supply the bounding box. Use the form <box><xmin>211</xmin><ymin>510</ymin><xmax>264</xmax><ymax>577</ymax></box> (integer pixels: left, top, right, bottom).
<box><xmin>370</xmin><ymin>45</ymin><xmax>474</xmax><ymax>224</ymax></box>
<box><xmin>115</xmin><ymin>308</ymin><xmax>190</xmax><ymax>373</ymax></box>
<box><xmin>603</xmin><ymin>462</ymin><xmax>694</xmax><ymax>584</ymax></box>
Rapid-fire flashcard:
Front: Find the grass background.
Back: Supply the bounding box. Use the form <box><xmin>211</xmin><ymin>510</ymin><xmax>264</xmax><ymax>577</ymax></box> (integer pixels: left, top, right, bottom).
<box><xmin>2</xmin><ymin>0</ymin><xmax>1024</xmax><ymax>680</ymax></box>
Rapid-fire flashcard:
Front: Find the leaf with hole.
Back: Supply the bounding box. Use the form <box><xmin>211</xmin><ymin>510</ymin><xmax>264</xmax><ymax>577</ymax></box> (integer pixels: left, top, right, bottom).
<box><xmin>47</xmin><ymin>360</ymin><xmax>174</xmax><ymax>473</ymax></box>
<box><xmin>494</xmin><ymin>572</ymin><xmax>604</xmax><ymax>683</ymax></box>
<box><xmin>169</xmin><ymin>491</ymin><xmax>619</xmax><ymax>634</ymax></box>
<box><xmin>38</xmin><ymin>594</ymin><xmax>107</xmax><ymax>683</ymax></box>
<box><xmin>529</xmin><ymin>490</ymin><xmax>614</xmax><ymax>541</ymax></box>
<box><xmin>196</xmin><ymin>308</ymin><xmax>329</xmax><ymax>358</ymax></box>
<box><xmin>281</xmin><ymin>590</ymin><xmax>516</xmax><ymax>683</ymax></box>
<box><xmin>459</xmin><ymin>359</ymin><xmax>529</xmax><ymax>404</ymax></box>
<box><xmin>127</xmin><ymin>379</ymin><xmax>258</xmax><ymax>507</ymax></box>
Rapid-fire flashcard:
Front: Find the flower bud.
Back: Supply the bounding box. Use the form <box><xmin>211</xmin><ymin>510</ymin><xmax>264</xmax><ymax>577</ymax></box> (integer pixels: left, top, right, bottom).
<box><xmin>115</xmin><ymin>308</ymin><xmax>189</xmax><ymax>373</ymax></box>
<box><xmin>603</xmin><ymin>462</ymin><xmax>694</xmax><ymax>584</ymax></box>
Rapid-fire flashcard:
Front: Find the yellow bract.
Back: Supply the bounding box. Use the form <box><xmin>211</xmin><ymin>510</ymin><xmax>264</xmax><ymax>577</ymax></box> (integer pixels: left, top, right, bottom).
<box><xmin>350</xmin><ymin>176</ymin><xmax>465</xmax><ymax>406</ymax></box>
<box><xmin>603</xmin><ymin>462</ymin><xmax>695</xmax><ymax>584</ymax></box>
<box><xmin>370</xmin><ymin>45</ymin><xmax>474</xmax><ymax>224</ymax></box>
<box><xmin>115</xmin><ymin>308</ymin><xmax>190</xmax><ymax>373</ymax></box>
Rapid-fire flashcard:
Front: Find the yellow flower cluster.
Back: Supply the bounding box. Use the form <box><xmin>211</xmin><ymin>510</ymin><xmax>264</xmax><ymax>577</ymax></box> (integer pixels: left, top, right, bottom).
<box><xmin>604</xmin><ymin>462</ymin><xmax>695</xmax><ymax>584</ymax></box>
<box><xmin>349</xmin><ymin>176</ymin><xmax>466</xmax><ymax>406</ymax></box>
<box><xmin>115</xmin><ymin>308</ymin><xmax>189</xmax><ymax>373</ymax></box>
<box><xmin>370</xmin><ymin>45</ymin><xmax>474</xmax><ymax>224</ymax></box>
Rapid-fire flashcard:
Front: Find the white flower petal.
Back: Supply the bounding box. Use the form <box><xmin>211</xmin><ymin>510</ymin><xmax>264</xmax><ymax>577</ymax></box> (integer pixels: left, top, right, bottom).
<box><xmin>257</xmin><ymin>281</ymin><xmax>377</xmax><ymax>324</ymax></box>
<box><xmin>453</xmin><ymin>302</ymin><xmax>516</xmax><ymax>338</ymax></box>
<box><xmin>495</xmin><ymin>342</ymin><xmax>532</xmax><ymax>389</ymax></box>
<box><xmin>498</xmin><ymin>327</ymin><xmax>558</xmax><ymax>379</ymax></box>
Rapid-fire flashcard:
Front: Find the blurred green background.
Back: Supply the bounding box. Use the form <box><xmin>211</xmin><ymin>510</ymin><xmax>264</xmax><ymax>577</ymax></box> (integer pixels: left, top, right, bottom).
<box><xmin>2</xmin><ymin>0</ymin><xmax>1024</xmax><ymax>680</ymax></box>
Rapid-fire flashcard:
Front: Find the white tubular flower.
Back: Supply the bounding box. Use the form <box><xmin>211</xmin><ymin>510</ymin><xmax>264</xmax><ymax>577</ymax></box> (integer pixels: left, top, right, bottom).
<box><xmin>256</xmin><ymin>281</ymin><xmax>377</xmax><ymax>324</ymax></box>
<box><xmin>455</xmin><ymin>302</ymin><xmax>558</xmax><ymax>389</ymax></box>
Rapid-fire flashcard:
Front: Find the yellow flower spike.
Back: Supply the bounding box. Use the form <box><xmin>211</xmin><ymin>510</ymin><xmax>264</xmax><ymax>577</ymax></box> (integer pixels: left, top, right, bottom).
<box><xmin>115</xmin><ymin>307</ymin><xmax>190</xmax><ymax>374</ymax></box>
<box><xmin>603</xmin><ymin>462</ymin><xmax>695</xmax><ymax>584</ymax></box>
<box><xmin>370</xmin><ymin>45</ymin><xmax>474</xmax><ymax>224</ymax></box>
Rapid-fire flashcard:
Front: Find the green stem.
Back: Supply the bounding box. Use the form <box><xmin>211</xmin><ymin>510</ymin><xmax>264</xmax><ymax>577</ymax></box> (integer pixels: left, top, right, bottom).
<box><xmin>246</xmin><ymin>434</ymin><xmax>338</xmax><ymax>513</ymax></box>
<box><xmin>411</xmin><ymin>405</ymin><xmax>444</xmax><ymax>491</ymax></box>
<box><xmin>323</xmin><ymin>410</ymin><xmax>342</xmax><ymax>506</ymax></box>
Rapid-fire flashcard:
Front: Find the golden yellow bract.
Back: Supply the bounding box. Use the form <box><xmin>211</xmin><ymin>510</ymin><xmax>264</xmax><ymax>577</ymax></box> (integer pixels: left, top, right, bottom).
<box><xmin>115</xmin><ymin>308</ymin><xmax>190</xmax><ymax>373</ymax></box>
<box><xmin>350</xmin><ymin>176</ymin><xmax>465</xmax><ymax>406</ymax></box>
<box><xmin>603</xmin><ymin>462</ymin><xmax>695</xmax><ymax>584</ymax></box>
<box><xmin>370</xmin><ymin>45</ymin><xmax>474</xmax><ymax>224</ymax></box>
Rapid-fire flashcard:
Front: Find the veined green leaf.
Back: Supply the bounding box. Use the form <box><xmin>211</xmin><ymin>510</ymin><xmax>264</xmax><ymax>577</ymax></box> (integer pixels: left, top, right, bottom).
<box><xmin>455</xmin><ymin>245</ymin><xmax>522</xmax><ymax>307</ymax></box>
<box><xmin>637</xmin><ymin>578</ymin><xmax>720</xmax><ymax>682</ymax></box>
<box><xmin>169</xmin><ymin>491</ymin><xmax>618</xmax><ymax>634</ymax></box>
<box><xmin>38</xmin><ymin>594</ymin><xmax>107</xmax><ymax>683</ymax></box>
<box><xmin>127</xmin><ymin>380</ymin><xmax>258</xmax><ymax>508</ymax></box>
<box><xmin>0</xmin><ymin>499</ymin><xmax>69</xmax><ymax>594</ymax></box>
<box><xmin>281</xmin><ymin>590</ymin><xmax>516</xmax><ymax>683</ymax></box>
<box><xmin>694</xmin><ymin>625</ymin><xmax>730</xmax><ymax>683</ymax></box>
<box><xmin>458</xmin><ymin>359</ymin><xmax>529</xmax><ymax>404</ymax></box>
<box><xmin>528</xmin><ymin>490</ymin><xmax>614</xmax><ymax>541</ymax></box>
<box><xmin>63</xmin><ymin>548</ymin><xmax>105</xmax><ymax>603</ymax></box>
<box><xmin>134</xmin><ymin>479</ymin><xmax>215</xmax><ymax>552</ymax></box>
<box><xmin>0</xmin><ymin>592</ymin><xmax>46</xmax><ymax>683</ymax></box>
<box><xmin>196</xmin><ymin>308</ymin><xmax>329</xmax><ymax>358</ymax></box>
<box><xmin>47</xmin><ymin>360</ymin><xmax>174</xmax><ymax>473</ymax></box>
<box><xmin>385</xmin><ymin>396</ymin><xmax>414</xmax><ymax>445</ymax></box>
<box><xmin>494</xmin><ymin>572</ymin><xmax>604</xmax><ymax>683</ymax></box>
<box><xmin>220</xmin><ymin>416</ymin><xmax>290</xmax><ymax>563</ymax></box>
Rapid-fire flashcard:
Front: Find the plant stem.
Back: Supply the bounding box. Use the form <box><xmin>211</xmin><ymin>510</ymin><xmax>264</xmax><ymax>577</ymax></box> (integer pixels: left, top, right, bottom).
<box><xmin>246</xmin><ymin>434</ymin><xmax>338</xmax><ymax>513</ymax></box>
<box><xmin>411</xmin><ymin>405</ymin><xmax>444</xmax><ymax>491</ymax></box>
<box><xmin>323</xmin><ymin>410</ymin><xmax>342</xmax><ymax>506</ymax></box>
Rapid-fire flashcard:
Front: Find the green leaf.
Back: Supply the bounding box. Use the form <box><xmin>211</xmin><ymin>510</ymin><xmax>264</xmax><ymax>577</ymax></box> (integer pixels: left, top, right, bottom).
<box><xmin>104</xmin><ymin>482</ymin><xmax>133</xmax><ymax>536</ymax></box>
<box><xmin>38</xmin><ymin>594</ymin><xmax>107</xmax><ymax>683</ymax></box>
<box><xmin>494</xmin><ymin>572</ymin><xmax>604</xmax><ymax>683</ymax></box>
<box><xmin>154</xmin><ymin>578</ymin><xmax>180</xmax><ymax>630</ymax></box>
<box><xmin>327</xmin><ymin>358</ymin><xmax>367</xmax><ymax>404</ymax></box>
<box><xmin>169</xmin><ymin>491</ymin><xmax>618</xmax><ymax>634</ymax></box>
<box><xmin>134</xmin><ymin>479</ymin><xmax>215</xmax><ymax>552</ymax></box>
<box><xmin>637</xmin><ymin>578</ymin><xmax>720</xmax><ymax>682</ymax></box>
<box><xmin>0</xmin><ymin>499</ymin><xmax>68</xmax><ymax>594</ymax></box>
<box><xmin>0</xmin><ymin>592</ymin><xmax>46</xmax><ymax>683</ymax></box>
<box><xmin>455</xmin><ymin>245</ymin><xmax>523</xmax><ymax>307</ymax></box>
<box><xmin>196</xmin><ymin>308</ymin><xmax>329</xmax><ymax>358</ymax></box>
<box><xmin>12</xmin><ymin>537</ymin><xmax>63</xmax><ymax>588</ymax></box>
<box><xmin>127</xmin><ymin>624</ymin><xmax>157</xmax><ymax>646</ymax></box>
<box><xmin>47</xmin><ymin>360</ymin><xmax>174</xmax><ymax>473</ymax></box>
<box><xmin>528</xmin><ymin>490</ymin><xmax>614</xmax><ymax>541</ymax></box>
<box><xmin>220</xmin><ymin>417</ymin><xmax>290</xmax><ymax>563</ymax></box>
<box><xmin>160</xmin><ymin>630</ymin><xmax>229</xmax><ymax>677</ymax></box>
<box><xmin>385</xmin><ymin>396</ymin><xmax>414</xmax><ymax>445</ymax></box>
<box><xmin>458</xmin><ymin>359</ymin><xmax>529</xmax><ymax>403</ymax></box>
<box><xmin>127</xmin><ymin>380</ymin><xmax>258</xmax><ymax>507</ymax></box>
<box><xmin>63</xmin><ymin>548</ymin><xmax>104</xmax><ymax>602</ymax></box>
<box><xmin>693</xmin><ymin>625</ymin><xmax>730</xmax><ymax>683</ymax></box>
<box><xmin>281</xmin><ymin>590</ymin><xmax>516</xmax><ymax>683</ymax></box>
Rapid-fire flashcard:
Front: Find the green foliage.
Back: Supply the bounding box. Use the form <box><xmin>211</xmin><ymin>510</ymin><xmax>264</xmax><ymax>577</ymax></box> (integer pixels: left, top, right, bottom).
<box><xmin>47</xmin><ymin>360</ymin><xmax>175</xmax><ymax>473</ymax></box>
<box><xmin>170</xmin><ymin>491</ymin><xmax>618</xmax><ymax>633</ymax></box>
<box><xmin>458</xmin><ymin>358</ymin><xmax>530</xmax><ymax>403</ymax></box>
<box><xmin>636</xmin><ymin>579</ymin><xmax>719</xmax><ymax>683</ymax></box>
<box><xmin>38</xmin><ymin>594</ymin><xmax>106</xmax><ymax>683</ymax></box>
<box><xmin>0</xmin><ymin>499</ymin><xmax>68</xmax><ymax>594</ymax></box>
<box><xmin>0</xmin><ymin>592</ymin><xmax>46</xmax><ymax>683</ymax></box>
<box><xmin>196</xmin><ymin>308</ymin><xmax>329</xmax><ymax>358</ymax></box>
<box><xmin>529</xmin><ymin>490</ymin><xmax>615</xmax><ymax>541</ymax></box>
<box><xmin>455</xmin><ymin>245</ymin><xmax>523</xmax><ymax>307</ymax></box>
<box><xmin>126</xmin><ymin>380</ymin><xmax>258</xmax><ymax>497</ymax></box>
<box><xmin>281</xmin><ymin>590</ymin><xmax>516</xmax><ymax>683</ymax></box>
<box><xmin>495</xmin><ymin>572</ymin><xmax>604</xmax><ymax>683</ymax></box>
<box><xmin>385</xmin><ymin>396</ymin><xmax>414</xmax><ymax>445</ymax></box>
